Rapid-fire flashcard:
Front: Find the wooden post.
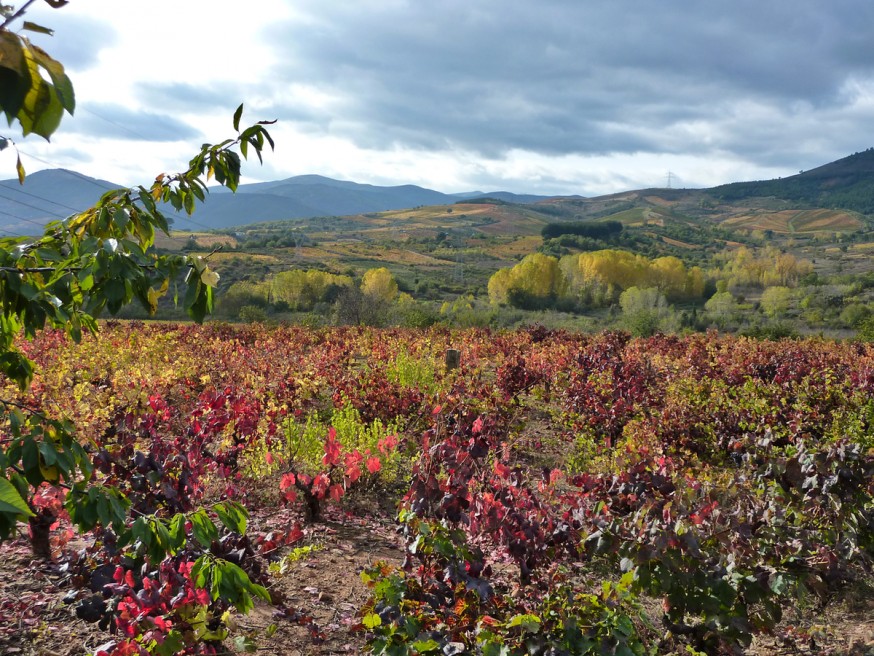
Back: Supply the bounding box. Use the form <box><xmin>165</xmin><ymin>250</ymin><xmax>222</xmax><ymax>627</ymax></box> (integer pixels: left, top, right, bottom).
<box><xmin>445</xmin><ymin>348</ymin><xmax>461</xmax><ymax>371</ymax></box>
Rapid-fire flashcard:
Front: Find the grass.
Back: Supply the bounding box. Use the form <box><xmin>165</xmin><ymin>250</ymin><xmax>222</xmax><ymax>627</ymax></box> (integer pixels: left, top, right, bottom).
<box><xmin>722</xmin><ymin>209</ymin><xmax>862</xmax><ymax>233</ymax></box>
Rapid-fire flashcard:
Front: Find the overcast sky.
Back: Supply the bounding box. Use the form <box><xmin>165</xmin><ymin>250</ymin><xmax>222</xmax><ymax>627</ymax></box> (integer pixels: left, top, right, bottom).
<box><xmin>2</xmin><ymin>0</ymin><xmax>874</xmax><ymax>196</ymax></box>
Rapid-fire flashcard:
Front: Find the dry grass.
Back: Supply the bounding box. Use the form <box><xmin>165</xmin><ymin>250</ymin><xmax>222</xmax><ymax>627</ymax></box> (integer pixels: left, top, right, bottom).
<box><xmin>723</xmin><ymin>209</ymin><xmax>862</xmax><ymax>233</ymax></box>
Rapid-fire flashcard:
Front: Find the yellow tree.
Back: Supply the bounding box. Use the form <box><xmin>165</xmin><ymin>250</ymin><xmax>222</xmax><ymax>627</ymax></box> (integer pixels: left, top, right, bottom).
<box><xmin>578</xmin><ymin>250</ymin><xmax>649</xmax><ymax>291</ymax></box>
<box><xmin>651</xmin><ymin>256</ymin><xmax>688</xmax><ymax>299</ymax></box>
<box><xmin>272</xmin><ymin>269</ymin><xmax>309</xmax><ymax>308</ymax></box>
<box><xmin>361</xmin><ymin>267</ymin><xmax>399</xmax><ymax>303</ymax></box>
<box><xmin>487</xmin><ymin>254</ymin><xmax>565</xmax><ymax>307</ymax></box>
<box><xmin>488</xmin><ymin>267</ymin><xmax>514</xmax><ymax>305</ymax></box>
<box><xmin>512</xmin><ymin>253</ymin><xmax>565</xmax><ymax>299</ymax></box>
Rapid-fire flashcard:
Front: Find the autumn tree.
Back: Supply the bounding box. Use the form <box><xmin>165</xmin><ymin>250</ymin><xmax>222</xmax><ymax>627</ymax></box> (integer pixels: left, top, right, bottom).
<box><xmin>361</xmin><ymin>267</ymin><xmax>399</xmax><ymax>304</ymax></box>
<box><xmin>760</xmin><ymin>286</ymin><xmax>794</xmax><ymax>319</ymax></box>
<box><xmin>218</xmin><ymin>280</ymin><xmax>270</xmax><ymax>318</ymax></box>
<box><xmin>704</xmin><ymin>291</ymin><xmax>741</xmax><ymax>329</ymax></box>
<box><xmin>560</xmin><ymin>250</ymin><xmax>705</xmax><ymax>307</ymax></box>
<box><xmin>487</xmin><ymin>253</ymin><xmax>565</xmax><ymax>309</ymax></box>
<box><xmin>717</xmin><ymin>246</ymin><xmax>813</xmax><ymax>289</ymax></box>
<box><xmin>272</xmin><ymin>268</ymin><xmax>352</xmax><ymax>311</ymax></box>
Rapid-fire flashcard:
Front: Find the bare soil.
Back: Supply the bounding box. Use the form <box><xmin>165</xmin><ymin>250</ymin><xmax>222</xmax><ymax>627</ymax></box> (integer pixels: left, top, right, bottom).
<box><xmin>0</xmin><ymin>505</ymin><xmax>871</xmax><ymax>656</ymax></box>
<box><xmin>0</xmin><ymin>505</ymin><xmax>403</xmax><ymax>656</ymax></box>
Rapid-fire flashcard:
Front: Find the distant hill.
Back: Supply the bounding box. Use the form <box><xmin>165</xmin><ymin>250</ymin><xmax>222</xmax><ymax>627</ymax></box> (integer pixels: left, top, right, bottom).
<box><xmin>458</xmin><ymin>191</ymin><xmax>556</xmax><ymax>204</ymax></box>
<box><xmin>3</xmin><ymin>150</ymin><xmax>873</xmax><ymax>236</ymax></box>
<box><xmin>0</xmin><ymin>169</ymin><xmax>118</xmax><ymax>234</ymax></box>
<box><xmin>710</xmin><ymin>148</ymin><xmax>874</xmax><ymax>213</ymax></box>
<box><xmin>0</xmin><ymin>170</ymin><xmax>552</xmax><ymax>234</ymax></box>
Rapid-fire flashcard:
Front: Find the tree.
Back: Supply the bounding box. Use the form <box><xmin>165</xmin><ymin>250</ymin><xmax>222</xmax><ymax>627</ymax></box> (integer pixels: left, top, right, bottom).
<box><xmin>0</xmin><ymin>7</ymin><xmax>279</xmax><ymax>652</ymax></box>
<box><xmin>760</xmin><ymin>286</ymin><xmax>794</xmax><ymax>319</ymax></box>
<box><xmin>271</xmin><ymin>268</ymin><xmax>352</xmax><ymax>311</ymax></box>
<box><xmin>218</xmin><ymin>280</ymin><xmax>270</xmax><ymax>318</ymax></box>
<box><xmin>487</xmin><ymin>253</ymin><xmax>565</xmax><ymax>309</ymax></box>
<box><xmin>619</xmin><ymin>286</ymin><xmax>676</xmax><ymax>337</ymax></box>
<box><xmin>0</xmin><ymin>105</ymin><xmax>275</xmax><ymax>543</ymax></box>
<box><xmin>1</xmin><ymin>1</ymin><xmax>77</xmax><ymax>181</ymax></box>
<box><xmin>487</xmin><ymin>267</ymin><xmax>514</xmax><ymax>305</ymax></box>
<box><xmin>704</xmin><ymin>291</ymin><xmax>740</xmax><ymax>329</ymax></box>
<box><xmin>361</xmin><ymin>267</ymin><xmax>398</xmax><ymax>304</ymax></box>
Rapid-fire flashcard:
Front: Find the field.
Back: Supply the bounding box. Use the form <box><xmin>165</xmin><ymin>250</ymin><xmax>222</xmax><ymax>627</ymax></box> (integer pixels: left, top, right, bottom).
<box><xmin>1</xmin><ymin>323</ymin><xmax>873</xmax><ymax>655</ymax></box>
<box><xmin>721</xmin><ymin>209</ymin><xmax>864</xmax><ymax>234</ymax></box>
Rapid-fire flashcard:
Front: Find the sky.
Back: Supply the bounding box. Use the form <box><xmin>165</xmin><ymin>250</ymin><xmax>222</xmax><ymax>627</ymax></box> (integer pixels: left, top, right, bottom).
<box><xmin>2</xmin><ymin>0</ymin><xmax>874</xmax><ymax>197</ymax></box>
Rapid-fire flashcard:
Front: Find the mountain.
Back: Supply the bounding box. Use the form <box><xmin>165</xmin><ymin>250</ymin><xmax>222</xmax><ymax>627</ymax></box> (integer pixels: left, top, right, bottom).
<box><xmin>3</xmin><ymin>149</ymin><xmax>873</xmax><ymax>237</ymax></box>
<box><xmin>0</xmin><ymin>169</ymin><xmax>118</xmax><ymax>234</ymax></box>
<box><xmin>0</xmin><ymin>170</ymin><xmax>553</xmax><ymax>234</ymax></box>
<box><xmin>460</xmin><ymin>191</ymin><xmax>557</xmax><ymax>204</ymax></box>
<box><xmin>709</xmin><ymin>148</ymin><xmax>874</xmax><ymax>213</ymax></box>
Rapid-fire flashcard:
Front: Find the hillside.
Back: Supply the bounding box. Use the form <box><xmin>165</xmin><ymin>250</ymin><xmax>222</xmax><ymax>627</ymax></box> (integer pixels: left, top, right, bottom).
<box><xmin>3</xmin><ymin>148</ymin><xmax>874</xmax><ymax>236</ymax></box>
<box><xmin>0</xmin><ymin>169</ymin><xmax>118</xmax><ymax>233</ymax></box>
<box><xmin>0</xmin><ymin>170</ymin><xmax>551</xmax><ymax>234</ymax></box>
<box><xmin>710</xmin><ymin>148</ymin><xmax>874</xmax><ymax>213</ymax></box>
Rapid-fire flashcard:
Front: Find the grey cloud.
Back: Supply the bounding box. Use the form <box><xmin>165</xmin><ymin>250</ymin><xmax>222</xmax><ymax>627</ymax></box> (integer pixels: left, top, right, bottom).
<box><xmin>137</xmin><ymin>83</ymin><xmax>249</xmax><ymax>114</ymax></box>
<box><xmin>62</xmin><ymin>103</ymin><xmax>202</xmax><ymax>142</ymax></box>
<box><xmin>261</xmin><ymin>0</ymin><xmax>874</xmax><ymax>169</ymax></box>
<box><xmin>136</xmin><ymin>84</ymin><xmax>325</xmax><ymax>135</ymax></box>
<box><xmin>20</xmin><ymin>11</ymin><xmax>117</xmax><ymax>72</ymax></box>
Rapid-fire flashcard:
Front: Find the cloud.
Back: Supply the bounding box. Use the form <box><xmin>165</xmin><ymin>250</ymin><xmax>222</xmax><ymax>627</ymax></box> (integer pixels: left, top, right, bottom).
<box><xmin>260</xmin><ymin>0</ymin><xmax>874</xmax><ymax>172</ymax></box>
<box><xmin>10</xmin><ymin>0</ymin><xmax>874</xmax><ymax>195</ymax></box>
<box><xmin>61</xmin><ymin>103</ymin><xmax>202</xmax><ymax>142</ymax></box>
<box><xmin>18</xmin><ymin>10</ymin><xmax>117</xmax><ymax>72</ymax></box>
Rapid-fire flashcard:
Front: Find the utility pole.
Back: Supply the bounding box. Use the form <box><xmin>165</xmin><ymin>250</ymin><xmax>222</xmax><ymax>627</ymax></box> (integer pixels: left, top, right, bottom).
<box><xmin>666</xmin><ymin>171</ymin><xmax>674</xmax><ymax>189</ymax></box>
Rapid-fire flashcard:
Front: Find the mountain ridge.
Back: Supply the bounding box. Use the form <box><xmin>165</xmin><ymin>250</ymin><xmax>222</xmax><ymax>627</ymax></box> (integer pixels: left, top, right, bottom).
<box><xmin>0</xmin><ymin>169</ymin><xmax>553</xmax><ymax>234</ymax></box>
<box><xmin>1</xmin><ymin>148</ymin><xmax>874</xmax><ymax>234</ymax></box>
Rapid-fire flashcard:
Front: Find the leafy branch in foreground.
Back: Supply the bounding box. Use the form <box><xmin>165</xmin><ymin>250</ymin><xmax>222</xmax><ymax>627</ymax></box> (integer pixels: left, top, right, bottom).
<box><xmin>0</xmin><ymin>0</ymin><xmax>75</xmax><ymax>181</ymax></box>
<box><xmin>0</xmin><ymin>105</ymin><xmax>274</xmax><ymax>540</ymax></box>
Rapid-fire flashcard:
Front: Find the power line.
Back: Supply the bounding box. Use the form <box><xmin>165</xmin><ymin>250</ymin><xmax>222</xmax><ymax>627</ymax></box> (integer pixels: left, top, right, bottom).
<box><xmin>0</xmin><ymin>180</ymin><xmax>87</xmax><ymax>215</ymax></box>
<box><xmin>80</xmin><ymin>106</ymin><xmax>156</xmax><ymax>142</ymax></box>
<box><xmin>12</xmin><ymin>151</ymin><xmax>225</xmax><ymax>242</ymax></box>
<box><xmin>0</xmin><ymin>189</ymin><xmax>68</xmax><ymax>217</ymax></box>
<box><xmin>12</xmin><ymin>100</ymin><xmax>256</xmax><ymax>241</ymax></box>
<box><xmin>0</xmin><ymin>190</ymin><xmax>78</xmax><ymax>235</ymax></box>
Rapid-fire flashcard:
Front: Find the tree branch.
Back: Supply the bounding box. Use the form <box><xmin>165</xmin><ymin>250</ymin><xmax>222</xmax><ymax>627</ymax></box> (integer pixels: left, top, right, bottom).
<box><xmin>0</xmin><ymin>0</ymin><xmax>41</xmax><ymax>31</ymax></box>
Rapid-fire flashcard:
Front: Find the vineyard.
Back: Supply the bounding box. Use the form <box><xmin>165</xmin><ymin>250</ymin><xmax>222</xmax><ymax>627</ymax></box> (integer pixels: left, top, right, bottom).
<box><xmin>1</xmin><ymin>322</ymin><xmax>873</xmax><ymax>655</ymax></box>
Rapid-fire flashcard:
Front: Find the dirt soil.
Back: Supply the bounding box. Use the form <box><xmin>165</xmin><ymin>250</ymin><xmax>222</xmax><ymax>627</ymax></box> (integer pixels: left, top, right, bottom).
<box><xmin>0</xmin><ymin>506</ymin><xmax>403</xmax><ymax>656</ymax></box>
<box><xmin>0</xmin><ymin>505</ymin><xmax>871</xmax><ymax>656</ymax></box>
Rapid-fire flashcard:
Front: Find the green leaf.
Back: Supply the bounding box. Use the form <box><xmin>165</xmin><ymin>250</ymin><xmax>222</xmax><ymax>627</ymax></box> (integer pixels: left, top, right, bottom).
<box><xmin>16</xmin><ymin>44</ymin><xmax>63</xmax><ymax>140</ymax></box>
<box><xmin>768</xmin><ymin>572</ymin><xmax>789</xmax><ymax>595</ymax></box>
<box><xmin>0</xmin><ymin>350</ymin><xmax>35</xmax><ymax>390</ymax></box>
<box><xmin>506</xmin><ymin>614</ymin><xmax>541</xmax><ymax>633</ymax></box>
<box><xmin>0</xmin><ymin>32</ymin><xmax>28</xmax><ymax>119</ymax></box>
<box><xmin>21</xmin><ymin>22</ymin><xmax>54</xmax><ymax>36</ymax></box>
<box><xmin>481</xmin><ymin>642</ymin><xmax>511</xmax><ymax>656</ymax></box>
<box><xmin>233</xmin><ymin>103</ymin><xmax>244</xmax><ymax>132</ymax></box>
<box><xmin>153</xmin><ymin>631</ymin><xmax>185</xmax><ymax>656</ymax></box>
<box><xmin>189</xmin><ymin>509</ymin><xmax>219</xmax><ymax>547</ymax></box>
<box><xmin>191</xmin><ymin>555</ymin><xmax>210</xmax><ymax>588</ymax></box>
<box><xmin>0</xmin><ymin>476</ymin><xmax>33</xmax><ymax>518</ymax></box>
<box><xmin>29</xmin><ymin>44</ymin><xmax>74</xmax><ymax>114</ymax></box>
<box><xmin>362</xmin><ymin>612</ymin><xmax>382</xmax><ymax>629</ymax></box>
<box><xmin>411</xmin><ymin>639</ymin><xmax>440</xmax><ymax>653</ymax></box>
<box><xmin>214</xmin><ymin>501</ymin><xmax>247</xmax><ymax>534</ymax></box>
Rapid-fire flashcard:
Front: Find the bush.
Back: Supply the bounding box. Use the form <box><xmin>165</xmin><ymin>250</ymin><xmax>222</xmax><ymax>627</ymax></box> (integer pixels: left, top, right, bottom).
<box><xmin>239</xmin><ymin>305</ymin><xmax>268</xmax><ymax>323</ymax></box>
